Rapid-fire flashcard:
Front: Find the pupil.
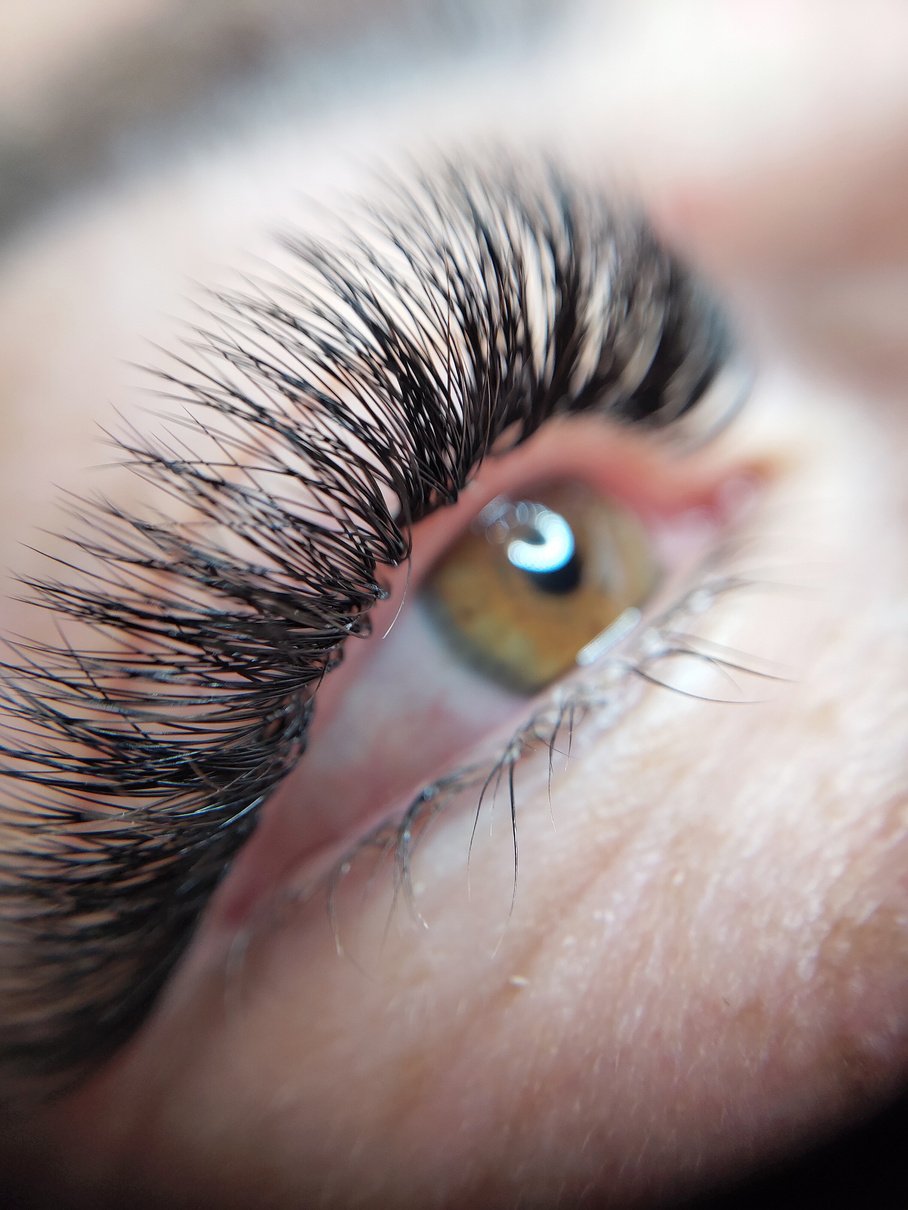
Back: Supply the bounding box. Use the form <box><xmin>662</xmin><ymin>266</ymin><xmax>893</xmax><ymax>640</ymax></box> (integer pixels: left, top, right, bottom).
<box><xmin>524</xmin><ymin>549</ymin><xmax>583</xmax><ymax>595</ymax></box>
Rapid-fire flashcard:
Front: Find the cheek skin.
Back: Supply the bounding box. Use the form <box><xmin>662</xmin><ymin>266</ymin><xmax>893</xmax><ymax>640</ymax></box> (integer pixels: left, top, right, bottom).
<box><xmin>41</xmin><ymin>370</ymin><xmax>908</xmax><ymax>1209</ymax></box>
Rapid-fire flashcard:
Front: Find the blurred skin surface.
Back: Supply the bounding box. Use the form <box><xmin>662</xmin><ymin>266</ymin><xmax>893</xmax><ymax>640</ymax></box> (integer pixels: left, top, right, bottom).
<box><xmin>1</xmin><ymin>2</ymin><xmax>907</xmax><ymax>1206</ymax></box>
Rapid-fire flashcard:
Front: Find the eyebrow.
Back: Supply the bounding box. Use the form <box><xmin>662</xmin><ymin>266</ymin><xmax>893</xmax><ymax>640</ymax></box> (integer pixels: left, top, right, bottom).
<box><xmin>0</xmin><ymin>161</ymin><xmax>731</xmax><ymax>1094</ymax></box>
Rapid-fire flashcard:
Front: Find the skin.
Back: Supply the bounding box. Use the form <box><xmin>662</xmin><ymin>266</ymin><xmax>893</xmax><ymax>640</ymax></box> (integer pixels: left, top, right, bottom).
<box><xmin>1</xmin><ymin>2</ymin><xmax>907</xmax><ymax>1206</ymax></box>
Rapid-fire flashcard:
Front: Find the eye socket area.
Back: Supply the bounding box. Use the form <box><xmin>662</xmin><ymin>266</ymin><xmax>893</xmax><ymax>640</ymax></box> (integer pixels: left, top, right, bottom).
<box><xmin>205</xmin><ymin>419</ymin><xmax>749</xmax><ymax>938</ymax></box>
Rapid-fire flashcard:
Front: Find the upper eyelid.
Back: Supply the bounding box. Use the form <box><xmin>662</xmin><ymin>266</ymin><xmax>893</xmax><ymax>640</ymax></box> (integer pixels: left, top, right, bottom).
<box><xmin>0</xmin><ymin>160</ymin><xmax>734</xmax><ymax>1095</ymax></box>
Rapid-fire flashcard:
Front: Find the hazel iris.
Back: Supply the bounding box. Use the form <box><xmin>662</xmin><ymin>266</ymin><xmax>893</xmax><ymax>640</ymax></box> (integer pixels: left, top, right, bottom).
<box><xmin>422</xmin><ymin>482</ymin><xmax>659</xmax><ymax>695</ymax></box>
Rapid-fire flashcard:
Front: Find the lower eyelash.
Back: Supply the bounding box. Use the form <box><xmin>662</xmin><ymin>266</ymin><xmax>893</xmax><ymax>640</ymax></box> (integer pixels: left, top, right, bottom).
<box><xmin>0</xmin><ymin>158</ymin><xmax>735</xmax><ymax>1096</ymax></box>
<box><xmin>231</xmin><ymin>538</ymin><xmax>795</xmax><ymax>981</ymax></box>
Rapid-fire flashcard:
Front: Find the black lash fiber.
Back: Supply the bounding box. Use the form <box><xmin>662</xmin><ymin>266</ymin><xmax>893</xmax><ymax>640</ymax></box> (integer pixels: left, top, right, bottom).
<box><xmin>0</xmin><ymin>162</ymin><xmax>731</xmax><ymax>1095</ymax></box>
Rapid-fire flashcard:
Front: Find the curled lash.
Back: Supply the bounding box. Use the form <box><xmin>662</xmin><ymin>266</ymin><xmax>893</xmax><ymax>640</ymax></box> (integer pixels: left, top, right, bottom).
<box><xmin>0</xmin><ymin>161</ymin><xmax>732</xmax><ymax>1093</ymax></box>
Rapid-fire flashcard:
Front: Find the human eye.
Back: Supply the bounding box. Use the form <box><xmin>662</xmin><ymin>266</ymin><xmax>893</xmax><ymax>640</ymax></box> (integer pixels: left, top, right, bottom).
<box><xmin>0</xmin><ymin>160</ymin><xmax>745</xmax><ymax>1084</ymax></box>
<box><xmin>3</xmin><ymin>7</ymin><xmax>908</xmax><ymax>1210</ymax></box>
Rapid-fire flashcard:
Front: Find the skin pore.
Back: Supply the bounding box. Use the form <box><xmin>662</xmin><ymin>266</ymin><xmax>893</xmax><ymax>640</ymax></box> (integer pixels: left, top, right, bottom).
<box><xmin>1</xmin><ymin>2</ymin><xmax>907</xmax><ymax>1206</ymax></box>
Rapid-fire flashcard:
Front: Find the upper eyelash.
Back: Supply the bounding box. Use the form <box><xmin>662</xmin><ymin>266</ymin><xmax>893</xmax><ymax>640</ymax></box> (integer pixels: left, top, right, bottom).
<box><xmin>0</xmin><ymin>159</ymin><xmax>733</xmax><ymax>1095</ymax></box>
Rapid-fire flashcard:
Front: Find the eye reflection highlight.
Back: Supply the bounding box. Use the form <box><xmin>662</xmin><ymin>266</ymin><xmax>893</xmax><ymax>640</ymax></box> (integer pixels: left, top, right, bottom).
<box><xmin>421</xmin><ymin>481</ymin><xmax>659</xmax><ymax>695</ymax></box>
<box><xmin>494</xmin><ymin>499</ymin><xmax>581</xmax><ymax>592</ymax></box>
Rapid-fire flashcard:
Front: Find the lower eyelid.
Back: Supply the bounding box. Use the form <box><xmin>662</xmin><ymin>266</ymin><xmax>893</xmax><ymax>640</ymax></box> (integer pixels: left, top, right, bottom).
<box><xmin>205</xmin><ymin>504</ymin><xmax>777</xmax><ymax>1003</ymax></box>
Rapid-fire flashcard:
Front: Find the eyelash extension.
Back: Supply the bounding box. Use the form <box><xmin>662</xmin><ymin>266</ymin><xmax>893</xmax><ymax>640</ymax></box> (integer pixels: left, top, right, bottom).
<box><xmin>0</xmin><ymin>159</ymin><xmax>734</xmax><ymax>1096</ymax></box>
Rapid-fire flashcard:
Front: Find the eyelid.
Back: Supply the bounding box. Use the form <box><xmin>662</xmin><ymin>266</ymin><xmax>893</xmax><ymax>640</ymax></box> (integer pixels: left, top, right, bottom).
<box><xmin>0</xmin><ymin>161</ymin><xmax>739</xmax><ymax>1093</ymax></box>
<box><xmin>206</xmin><ymin>425</ymin><xmax>750</xmax><ymax>935</ymax></box>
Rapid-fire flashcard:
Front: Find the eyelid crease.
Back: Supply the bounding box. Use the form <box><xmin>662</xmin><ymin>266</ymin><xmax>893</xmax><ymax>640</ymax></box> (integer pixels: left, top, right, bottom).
<box><xmin>0</xmin><ymin>157</ymin><xmax>737</xmax><ymax>1096</ymax></box>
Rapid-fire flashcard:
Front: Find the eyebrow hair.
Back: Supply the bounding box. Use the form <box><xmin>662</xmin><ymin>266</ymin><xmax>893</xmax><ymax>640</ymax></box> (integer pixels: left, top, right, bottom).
<box><xmin>0</xmin><ymin>160</ymin><xmax>731</xmax><ymax>1095</ymax></box>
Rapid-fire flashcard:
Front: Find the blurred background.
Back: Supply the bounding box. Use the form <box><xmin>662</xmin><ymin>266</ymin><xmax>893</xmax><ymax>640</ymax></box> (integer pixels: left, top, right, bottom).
<box><xmin>0</xmin><ymin>0</ymin><xmax>559</xmax><ymax>244</ymax></box>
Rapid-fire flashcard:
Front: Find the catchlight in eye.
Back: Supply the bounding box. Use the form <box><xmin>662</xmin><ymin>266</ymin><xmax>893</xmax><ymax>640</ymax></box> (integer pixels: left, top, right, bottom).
<box><xmin>421</xmin><ymin>482</ymin><xmax>660</xmax><ymax>695</ymax></box>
